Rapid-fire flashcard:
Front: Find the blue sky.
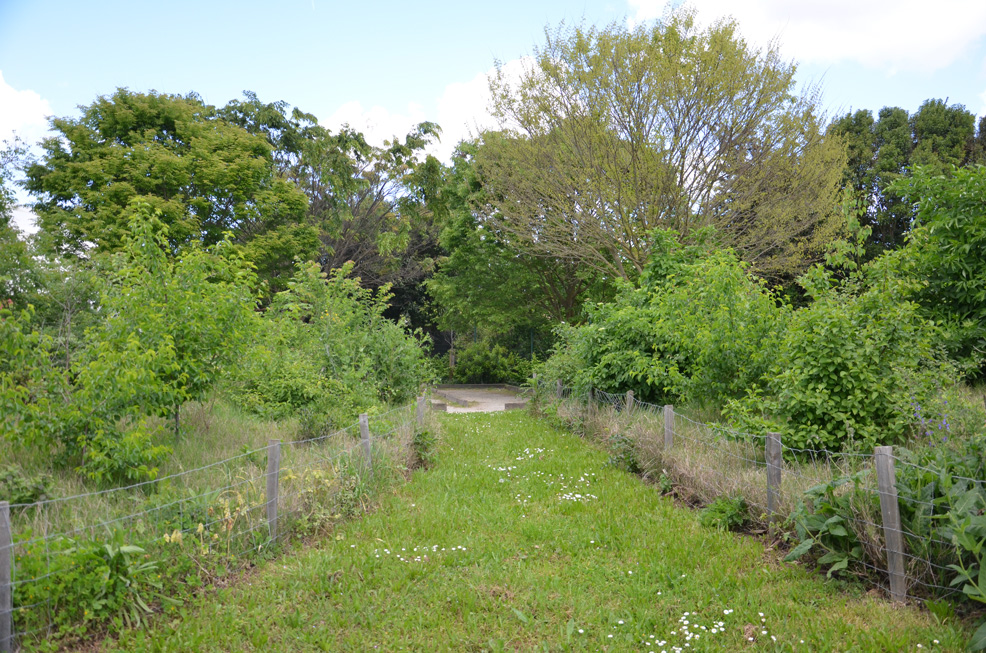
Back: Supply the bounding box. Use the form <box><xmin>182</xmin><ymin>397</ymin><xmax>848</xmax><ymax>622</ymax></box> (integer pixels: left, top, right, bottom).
<box><xmin>3</xmin><ymin>0</ymin><xmax>986</xmax><ymax>230</ymax></box>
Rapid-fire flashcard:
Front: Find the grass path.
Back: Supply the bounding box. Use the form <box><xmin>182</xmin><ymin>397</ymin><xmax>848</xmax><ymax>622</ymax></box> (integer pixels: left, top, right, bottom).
<box><xmin>108</xmin><ymin>412</ymin><xmax>966</xmax><ymax>651</ymax></box>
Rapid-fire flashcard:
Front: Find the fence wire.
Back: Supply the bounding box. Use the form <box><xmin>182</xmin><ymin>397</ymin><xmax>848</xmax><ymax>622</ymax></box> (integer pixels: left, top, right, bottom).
<box><xmin>553</xmin><ymin>384</ymin><xmax>983</xmax><ymax>611</ymax></box>
<box><xmin>1</xmin><ymin>400</ymin><xmax>426</xmax><ymax>652</ymax></box>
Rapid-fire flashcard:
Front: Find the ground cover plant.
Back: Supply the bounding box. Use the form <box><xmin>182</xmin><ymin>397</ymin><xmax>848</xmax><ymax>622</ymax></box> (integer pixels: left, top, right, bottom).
<box><xmin>104</xmin><ymin>411</ymin><xmax>968</xmax><ymax>651</ymax></box>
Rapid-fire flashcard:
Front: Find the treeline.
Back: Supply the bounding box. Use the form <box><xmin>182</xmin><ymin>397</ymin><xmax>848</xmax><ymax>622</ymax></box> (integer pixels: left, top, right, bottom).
<box><xmin>2</xmin><ymin>7</ymin><xmax>985</xmax><ymax>482</ymax></box>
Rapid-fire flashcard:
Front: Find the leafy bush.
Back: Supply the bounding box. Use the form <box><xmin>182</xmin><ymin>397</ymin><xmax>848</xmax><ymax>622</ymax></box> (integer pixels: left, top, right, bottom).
<box><xmin>892</xmin><ymin>165</ymin><xmax>986</xmax><ymax>376</ymax></box>
<box><xmin>227</xmin><ymin>261</ymin><xmax>432</xmax><ymax>427</ymax></box>
<box><xmin>785</xmin><ymin>432</ymin><xmax>986</xmax><ymax>600</ymax></box>
<box><xmin>699</xmin><ymin>496</ymin><xmax>749</xmax><ymax>531</ymax></box>
<box><xmin>13</xmin><ymin>530</ymin><xmax>176</xmax><ymax>640</ymax></box>
<box><xmin>0</xmin><ymin>465</ymin><xmax>52</xmax><ymax>505</ymax></box>
<box><xmin>606</xmin><ymin>433</ymin><xmax>641</xmax><ymax>474</ymax></box>
<box><xmin>411</xmin><ymin>428</ymin><xmax>438</xmax><ymax>469</ymax></box>
<box><xmin>540</xmin><ymin>230</ymin><xmax>786</xmax><ymax>406</ymax></box>
<box><xmin>452</xmin><ymin>339</ymin><xmax>532</xmax><ymax>384</ymax></box>
<box><xmin>785</xmin><ymin>472</ymin><xmax>870</xmax><ymax>578</ymax></box>
<box><xmin>738</xmin><ymin>265</ymin><xmax>957</xmax><ymax>452</ymax></box>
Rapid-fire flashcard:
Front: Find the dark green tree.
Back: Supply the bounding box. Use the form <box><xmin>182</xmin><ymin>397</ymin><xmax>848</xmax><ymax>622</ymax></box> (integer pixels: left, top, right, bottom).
<box><xmin>891</xmin><ymin>165</ymin><xmax>986</xmax><ymax>375</ymax></box>
<box><xmin>427</xmin><ymin>139</ymin><xmax>606</xmax><ymax>335</ymax></box>
<box><xmin>829</xmin><ymin>99</ymin><xmax>977</xmax><ymax>256</ymax></box>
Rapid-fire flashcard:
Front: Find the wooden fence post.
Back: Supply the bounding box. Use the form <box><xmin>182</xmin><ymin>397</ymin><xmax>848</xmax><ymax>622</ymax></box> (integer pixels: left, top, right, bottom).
<box><xmin>265</xmin><ymin>440</ymin><xmax>281</xmax><ymax>542</ymax></box>
<box><xmin>1</xmin><ymin>501</ymin><xmax>10</xmax><ymax>653</ymax></box>
<box><xmin>663</xmin><ymin>405</ymin><xmax>674</xmax><ymax>449</ymax></box>
<box><xmin>416</xmin><ymin>396</ymin><xmax>425</xmax><ymax>428</ymax></box>
<box><xmin>625</xmin><ymin>390</ymin><xmax>635</xmax><ymax>414</ymax></box>
<box><xmin>359</xmin><ymin>413</ymin><xmax>373</xmax><ymax>479</ymax></box>
<box><xmin>874</xmin><ymin>446</ymin><xmax>906</xmax><ymax>602</ymax></box>
<box><xmin>556</xmin><ymin>379</ymin><xmax>563</xmax><ymax>399</ymax></box>
<box><xmin>766</xmin><ymin>433</ymin><xmax>782</xmax><ymax>521</ymax></box>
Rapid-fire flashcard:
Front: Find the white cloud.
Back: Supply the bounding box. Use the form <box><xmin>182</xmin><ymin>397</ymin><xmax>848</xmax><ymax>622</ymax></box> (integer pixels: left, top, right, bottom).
<box><xmin>0</xmin><ymin>70</ymin><xmax>52</xmax><ymax>147</ymax></box>
<box><xmin>322</xmin><ymin>99</ymin><xmax>429</xmax><ymax>151</ymax></box>
<box><xmin>629</xmin><ymin>0</ymin><xmax>986</xmax><ymax>73</ymax></box>
<box><xmin>10</xmin><ymin>205</ymin><xmax>37</xmax><ymax>236</ymax></box>
<box><xmin>320</xmin><ymin>57</ymin><xmax>534</xmax><ymax>164</ymax></box>
<box><xmin>432</xmin><ymin>57</ymin><xmax>534</xmax><ymax>161</ymax></box>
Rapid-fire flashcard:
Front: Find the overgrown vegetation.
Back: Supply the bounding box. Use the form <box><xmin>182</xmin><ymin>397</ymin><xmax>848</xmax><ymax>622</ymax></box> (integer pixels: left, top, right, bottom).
<box><xmin>102</xmin><ymin>412</ymin><xmax>967</xmax><ymax>652</ymax></box>
<box><xmin>3</xmin><ymin>4</ymin><xmax>986</xmax><ymax>648</ymax></box>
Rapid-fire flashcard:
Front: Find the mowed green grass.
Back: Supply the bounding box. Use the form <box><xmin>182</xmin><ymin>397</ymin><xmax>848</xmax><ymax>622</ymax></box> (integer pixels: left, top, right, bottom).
<box><xmin>106</xmin><ymin>411</ymin><xmax>967</xmax><ymax>652</ymax></box>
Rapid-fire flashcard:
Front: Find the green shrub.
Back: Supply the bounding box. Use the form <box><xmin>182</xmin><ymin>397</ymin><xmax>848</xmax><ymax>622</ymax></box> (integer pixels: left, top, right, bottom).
<box><xmin>79</xmin><ymin>425</ymin><xmax>171</xmax><ymax>485</ymax></box>
<box><xmin>606</xmin><ymin>433</ymin><xmax>641</xmax><ymax>474</ymax></box>
<box><xmin>759</xmin><ymin>268</ymin><xmax>955</xmax><ymax>452</ymax></box>
<box><xmin>453</xmin><ymin>339</ymin><xmax>531</xmax><ymax>385</ymax></box>
<box><xmin>539</xmin><ymin>230</ymin><xmax>785</xmax><ymax>406</ymax></box>
<box><xmin>227</xmin><ymin>261</ymin><xmax>432</xmax><ymax>425</ymax></box>
<box><xmin>411</xmin><ymin>428</ymin><xmax>438</xmax><ymax>469</ymax></box>
<box><xmin>13</xmin><ymin>530</ymin><xmax>177</xmax><ymax>640</ymax></box>
<box><xmin>0</xmin><ymin>465</ymin><xmax>52</xmax><ymax>505</ymax></box>
<box><xmin>785</xmin><ymin>473</ymin><xmax>869</xmax><ymax>578</ymax></box>
<box><xmin>699</xmin><ymin>496</ymin><xmax>749</xmax><ymax>531</ymax></box>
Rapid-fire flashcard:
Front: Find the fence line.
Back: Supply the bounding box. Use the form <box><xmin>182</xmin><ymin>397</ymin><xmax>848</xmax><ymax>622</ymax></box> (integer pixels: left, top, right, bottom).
<box><xmin>0</xmin><ymin>399</ymin><xmax>427</xmax><ymax>652</ymax></box>
<box><xmin>549</xmin><ymin>384</ymin><xmax>981</xmax><ymax>611</ymax></box>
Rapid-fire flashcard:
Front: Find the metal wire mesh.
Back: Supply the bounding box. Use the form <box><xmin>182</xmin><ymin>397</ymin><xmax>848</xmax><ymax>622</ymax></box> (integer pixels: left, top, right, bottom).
<box><xmin>553</xmin><ymin>384</ymin><xmax>982</xmax><ymax>608</ymax></box>
<box><xmin>2</xmin><ymin>400</ymin><xmax>426</xmax><ymax>650</ymax></box>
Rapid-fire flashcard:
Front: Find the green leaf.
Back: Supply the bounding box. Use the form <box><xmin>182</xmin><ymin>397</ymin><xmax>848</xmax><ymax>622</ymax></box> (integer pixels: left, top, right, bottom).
<box><xmin>784</xmin><ymin>538</ymin><xmax>815</xmax><ymax>562</ymax></box>
<box><xmin>511</xmin><ymin>607</ymin><xmax>529</xmax><ymax>624</ymax></box>
<box><xmin>969</xmin><ymin>620</ymin><xmax>986</xmax><ymax>651</ymax></box>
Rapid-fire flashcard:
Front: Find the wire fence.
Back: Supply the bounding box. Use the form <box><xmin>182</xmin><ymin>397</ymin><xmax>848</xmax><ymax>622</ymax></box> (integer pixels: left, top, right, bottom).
<box><xmin>0</xmin><ymin>398</ymin><xmax>431</xmax><ymax>652</ymax></box>
<box><xmin>539</xmin><ymin>383</ymin><xmax>985</xmax><ymax>612</ymax></box>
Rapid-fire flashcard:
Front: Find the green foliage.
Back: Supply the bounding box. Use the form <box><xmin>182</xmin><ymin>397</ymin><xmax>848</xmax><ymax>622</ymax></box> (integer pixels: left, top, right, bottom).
<box><xmin>542</xmin><ymin>231</ymin><xmax>785</xmax><ymax>406</ymax></box>
<box><xmin>452</xmin><ymin>339</ymin><xmax>532</xmax><ymax>385</ymax></box>
<box><xmin>785</xmin><ymin>432</ymin><xmax>986</xmax><ymax>617</ymax></box>
<box><xmin>0</xmin><ymin>140</ymin><xmax>44</xmax><ymax>308</ymax></box>
<box><xmin>411</xmin><ymin>428</ymin><xmax>438</xmax><ymax>469</ymax></box>
<box><xmin>13</xmin><ymin>530</ymin><xmax>176</xmax><ymax>639</ymax></box>
<box><xmin>482</xmin><ymin>10</ymin><xmax>845</xmax><ymax>282</ymax></box>
<box><xmin>427</xmin><ymin>141</ymin><xmax>605</xmax><ymax>330</ymax></box>
<box><xmin>228</xmin><ymin>261</ymin><xmax>432</xmax><ymax>428</ymax></box>
<box><xmin>0</xmin><ymin>465</ymin><xmax>52</xmax><ymax>505</ymax></box>
<box><xmin>892</xmin><ymin>164</ymin><xmax>986</xmax><ymax>375</ymax></box>
<box><xmin>24</xmin><ymin>88</ymin><xmax>308</xmax><ymax>257</ymax></box>
<box><xmin>760</xmin><ymin>272</ymin><xmax>951</xmax><ymax>451</ymax></box>
<box><xmin>91</xmin><ymin>204</ymin><xmax>259</xmax><ymax>427</ymax></box>
<box><xmin>606</xmin><ymin>433</ymin><xmax>640</xmax><ymax>474</ymax></box>
<box><xmin>829</xmin><ymin>99</ymin><xmax>979</xmax><ymax>256</ymax></box>
<box><xmin>698</xmin><ymin>496</ymin><xmax>749</xmax><ymax>532</ymax></box>
<box><xmin>80</xmin><ymin>425</ymin><xmax>171</xmax><ymax>485</ymax></box>
<box><xmin>1</xmin><ymin>202</ymin><xmax>260</xmax><ymax>480</ymax></box>
<box><xmin>785</xmin><ymin>473</ymin><xmax>869</xmax><ymax>578</ymax></box>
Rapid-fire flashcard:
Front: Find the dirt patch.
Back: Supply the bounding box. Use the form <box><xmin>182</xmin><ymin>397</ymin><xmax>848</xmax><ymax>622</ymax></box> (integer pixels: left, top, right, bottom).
<box><xmin>432</xmin><ymin>386</ymin><xmax>527</xmax><ymax>413</ymax></box>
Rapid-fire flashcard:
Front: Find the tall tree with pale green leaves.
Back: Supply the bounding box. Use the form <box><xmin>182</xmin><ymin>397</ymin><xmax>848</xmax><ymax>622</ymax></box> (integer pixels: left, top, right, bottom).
<box><xmin>479</xmin><ymin>9</ymin><xmax>846</xmax><ymax>283</ymax></box>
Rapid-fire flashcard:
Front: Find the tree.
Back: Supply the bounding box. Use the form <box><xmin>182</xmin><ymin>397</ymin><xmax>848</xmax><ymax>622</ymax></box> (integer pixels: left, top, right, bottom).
<box><xmin>891</xmin><ymin>165</ymin><xmax>986</xmax><ymax>375</ymax></box>
<box><xmin>90</xmin><ymin>203</ymin><xmax>260</xmax><ymax>438</ymax></box>
<box><xmin>828</xmin><ymin>99</ymin><xmax>978</xmax><ymax>256</ymax></box>
<box><xmin>479</xmin><ymin>10</ymin><xmax>846</xmax><ymax>282</ymax></box>
<box><xmin>427</xmin><ymin>139</ymin><xmax>607</xmax><ymax>334</ymax></box>
<box><xmin>24</xmin><ymin>89</ymin><xmax>308</xmax><ymax>257</ymax></box>
<box><xmin>223</xmin><ymin>92</ymin><xmax>448</xmax><ymax>309</ymax></box>
<box><xmin>0</xmin><ymin>140</ymin><xmax>42</xmax><ymax>307</ymax></box>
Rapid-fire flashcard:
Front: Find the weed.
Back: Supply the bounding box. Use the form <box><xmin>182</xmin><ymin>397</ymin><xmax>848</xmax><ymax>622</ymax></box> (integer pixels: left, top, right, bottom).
<box><xmin>699</xmin><ymin>496</ymin><xmax>749</xmax><ymax>531</ymax></box>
